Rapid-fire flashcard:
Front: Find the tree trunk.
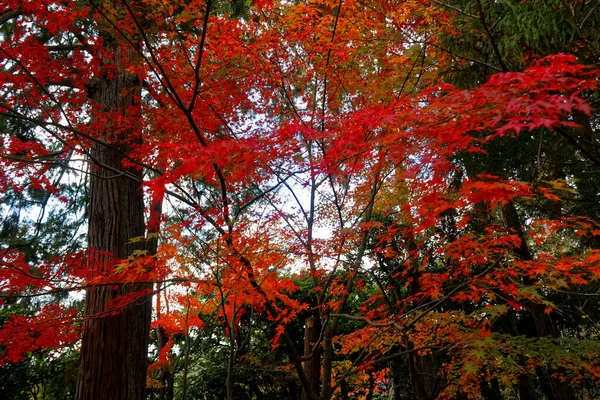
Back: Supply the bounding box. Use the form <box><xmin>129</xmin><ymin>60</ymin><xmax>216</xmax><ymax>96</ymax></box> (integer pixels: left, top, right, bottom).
<box><xmin>405</xmin><ymin>234</ymin><xmax>441</xmax><ymax>400</ymax></box>
<box><xmin>76</xmin><ymin>48</ymin><xmax>151</xmax><ymax>400</ymax></box>
<box><xmin>501</xmin><ymin>201</ymin><xmax>576</xmax><ymax>400</ymax></box>
<box><xmin>481</xmin><ymin>376</ymin><xmax>503</xmax><ymax>400</ymax></box>
<box><xmin>406</xmin><ymin>341</ymin><xmax>439</xmax><ymax>400</ymax></box>
<box><xmin>389</xmin><ymin>357</ymin><xmax>408</xmax><ymax>400</ymax></box>
<box><xmin>302</xmin><ymin>317</ymin><xmax>321</xmax><ymax>400</ymax></box>
<box><xmin>517</xmin><ymin>372</ymin><xmax>538</xmax><ymax>400</ymax></box>
<box><xmin>226</xmin><ymin>340</ymin><xmax>234</xmax><ymax>400</ymax></box>
<box><xmin>340</xmin><ymin>379</ymin><xmax>350</xmax><ymax>400</ymax></box>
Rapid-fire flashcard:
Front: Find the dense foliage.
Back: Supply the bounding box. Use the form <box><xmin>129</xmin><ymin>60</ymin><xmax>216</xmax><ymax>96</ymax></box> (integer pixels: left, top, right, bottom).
<box><xmin>0</xmin><ymin>0</ymin><xmax>599</xmax><ymax>399</ymax></box>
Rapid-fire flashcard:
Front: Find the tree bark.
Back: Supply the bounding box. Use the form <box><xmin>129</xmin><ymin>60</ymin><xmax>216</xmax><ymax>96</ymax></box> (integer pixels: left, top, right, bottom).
<box><xmin>406</xmin><ymin>340</ymin><xmax>439</xmax><ymax>400</ymax></box>
<box><xmin>76</xmin><ymin>48</ymin><xmax>151</xmax><ymax>400</ymax></box>
<box><xmin>302</xmin><ymin>317</ymin><xmax>321</xmax><ymax>400</ymax></box>
<box><xmin>405</xmin><ymin>234</ymin><xmax>441</xmax><ymax>400</ymax></box>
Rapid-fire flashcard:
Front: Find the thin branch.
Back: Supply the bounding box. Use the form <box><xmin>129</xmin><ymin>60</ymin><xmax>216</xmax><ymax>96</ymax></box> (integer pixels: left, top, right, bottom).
<box><xmin>46</xmin><ymin>44</ymin><xmax>93</xmax><ymax>52</ymax></box>
<box><xmin>188</xmin><ymin>0</ymin><xmax>213</xmax><ymax>112</ymax></box>
<box><xmin>555</xmin><ymin>127</ymin><xmax>600</xmax><ymax>166</ymax></box>
<box><xmin>333</xmin><ymin>345</ymin><xmax>453</xmax><ymax>390</ymax></box>
<box><xmin>580</xmin><ymin>1</ymin><xmax>600</xmax><ymax>28</ymax></box>
<box><xmin>406</xmin><ymin>257</ymin><xmax>503</xmax><ymax>329</ymax></box>
<box><xmin>330</xmin><ymin>313</ymin><xmax>403</xmax><ymax>330</ymax></box>
<box><xmin>0</xmin><ymin>8</ymin><xmax>20</xmax><ymax>25</ymax></box>
<box><xmin>475</xmin><ymin>0</ymin><xmax>508</xmax><ymax>72</ymax></box>
<box><xmin>431</xmin><ymin>0</ymin><xmax>477</xmax><ymax>18</ymax></box>
<box><xmin>0</xmin><ymin>278</ymin><xmax>198</xmax><ymax>299</ymax></box>
<box><xmin>426</xmin><ymin>41</ymin><xmax>503</xmax><ymax>72</ymax></box>
<box><xmin>99</xmin><ymin>0</ymin><xmax>185</xmax><ymax>109</ymax></box>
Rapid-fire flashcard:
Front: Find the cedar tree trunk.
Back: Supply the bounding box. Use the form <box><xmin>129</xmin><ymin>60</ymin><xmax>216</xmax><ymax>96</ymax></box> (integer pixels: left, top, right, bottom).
<box><xmin>76</xmin><ymin>48</ymin><xmax>151</xmax><ymax>400</ymax></box>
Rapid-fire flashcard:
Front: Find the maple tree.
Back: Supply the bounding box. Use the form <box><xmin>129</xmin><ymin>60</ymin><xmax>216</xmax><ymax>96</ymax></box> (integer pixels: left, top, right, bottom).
<box><xmin>0</xmin><ymin>0</ymin><xmax>599</xmax><ymax>399</ymax></box>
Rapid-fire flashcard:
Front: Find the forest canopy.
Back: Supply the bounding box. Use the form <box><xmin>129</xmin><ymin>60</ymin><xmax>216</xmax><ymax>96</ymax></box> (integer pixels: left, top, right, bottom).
<box><xmin>0</xmin><ymin>0</ymin><xmax>599</xmax><ymax>399</ymax></box>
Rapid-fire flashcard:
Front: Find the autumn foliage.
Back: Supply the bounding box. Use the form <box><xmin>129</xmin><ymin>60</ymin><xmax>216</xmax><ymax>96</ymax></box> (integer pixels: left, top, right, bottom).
<box><xmin>0</xmin><ymin>0</ymin><xmax>599</xmax><ymax>399</ymax></box>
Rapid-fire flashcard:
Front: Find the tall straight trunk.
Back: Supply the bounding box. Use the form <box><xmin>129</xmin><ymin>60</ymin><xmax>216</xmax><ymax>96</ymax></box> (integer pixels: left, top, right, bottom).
<box><xmin>226</xmin><ymin>342</ymin><xmax>234</xmax><ymax>400</ymax></box>
<box><xmin>76</xmin><ymin>47</ymin><xmax>151</xmax><ymax>400</ymax></box>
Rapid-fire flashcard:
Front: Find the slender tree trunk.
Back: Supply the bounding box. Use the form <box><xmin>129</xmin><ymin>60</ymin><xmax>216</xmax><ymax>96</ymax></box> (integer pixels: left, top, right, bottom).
<box><xmin>156</xmin><ymin>299</ymin><xmax>174</xmax><ymax>400</ymax></box>
<box><xmin>156</xmin><ymin>322</ymin><xmax>170</xmax><ymax>400</ymax></box>
<box><xmin>288</xmin><ymin>380</ymin><xmax>302</xmax><ymax>400</ymax></box>
<box><xmin>481</xmin><ymin>376</ymin><xmax>503</xmax><ymax>400</ymax></box>
<box><xmin>340</xmin><ymin>379</ymin><xmax>350</xmax><ymax>400</ymax></box>
<box><xmin>389</xmin><ymin>357</ymin><xmax>407</xmax><ymax>400</ymax></box>
<box><xmin>226</xmin><ymin>339</ymin><xmax>235</xmax><ymax>400</ymax></box>
<box><xmin>182</xmin><ymin>293</ymin><xmax>192</xmax><ymax>400</ymax></box>
<box><xmin>517</xmin><ymin>372</ymin><xmax>538</xmax><ymax>400</ymax></box>
<box><xmin>76</xmin><ymin>47</ymin><xmax>151</xmax><ymax>400</ymax></box>
<box><xmin>365</xmin><ymin>372</ymin><xmax>375</xmax><ymax>400</ymax></box>
<box><xmin>302</xmin><ymin>317</ymin><xmax>321</xmax><ymax>400</ymax></box>
<box><xmin>405</xmin><ymin>234</ymin><xmax>440</xmax><ymax>400</ymax></box>
<box><xmin>166</xmin><ymin>369</ymin><xmax>175</xmax><ymax>400</ymax></box>
<box><xmin>507</xmin><ymin>312</ymin><xmax>539</xmax><ymax>400</ymax></box>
